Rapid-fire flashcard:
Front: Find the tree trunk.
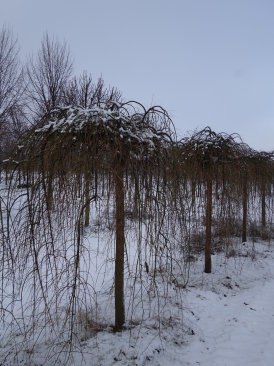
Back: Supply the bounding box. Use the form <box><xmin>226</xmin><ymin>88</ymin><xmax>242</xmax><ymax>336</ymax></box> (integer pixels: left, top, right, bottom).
<box><xmin>205</xmin><ymin>175</ymin><xmax>212</xmax><ymax>273</ymax></box>
<box><xmin>114</xmin><ymin>159</ymin><xmax>125</xmax><ymax>330</ymax></box>
<box><xmin>191</xmin><ymin>179</ymin><xmax>196</xmax><ymax>206</ymax></box>
<box><xmin>242</xmin><ymin>174</ymin><xmax>247</xmax><ymax>242</ymax></box>
<box><xmin>84</xmin><ymin>172</ymin><xmax>90</xmax><ymax>227</ymax></box>
<box><xmin>47</xmin><ymin>174</ymin><xmax>53</xmax><ymax>211</ymax></box>
<box><xmin>261</xmin><ymin>176</ymin><xmax>266</xmax><ymax>228</ymax></box>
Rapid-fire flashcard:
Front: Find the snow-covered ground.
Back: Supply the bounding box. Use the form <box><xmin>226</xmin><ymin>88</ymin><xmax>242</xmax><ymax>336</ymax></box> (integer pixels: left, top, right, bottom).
<box><xmin>153</xmin><ymin>241</ymin><xmax>274</xmax><ymax>366</ymax></box>
<box><xmin>32</xmin><ymin>240</ymin><xmax>273</xmax><ymax>366</ymax></box>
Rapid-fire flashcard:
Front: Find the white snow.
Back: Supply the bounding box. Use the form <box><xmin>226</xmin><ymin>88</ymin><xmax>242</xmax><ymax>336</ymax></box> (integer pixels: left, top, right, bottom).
<box><xmin>5</xmin><ymin>240</ymin><xmax>271</xmax><ymax>366</ymax></box>
<box><xmin>149</xmin><ymin>243</ymin><xmax>274</xmax><ymax>366</ymax></box>
<box><xmin>33</xmin><ymin>104</ymin><xmax>171</xmax><ymax>152</ymax></box>
<box><xmin>22</xmin><ymin>240</ymin><xmax>272</xmax><ymax>366</ymax></box>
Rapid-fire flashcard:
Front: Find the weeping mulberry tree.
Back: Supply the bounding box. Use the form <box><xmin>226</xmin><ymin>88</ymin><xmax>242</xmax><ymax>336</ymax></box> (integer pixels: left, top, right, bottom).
<box><xmin>12</xmin><ymin>101</ymin><xmax>174</xmax><ymax>334</ymax></box>
<box><xmin>252</xmin><ymin>151</ymin><xmax>274</xmax><ymax>231</ymax></box>
<box><xmin>179</xmin><ymin>127</ymin><xmax>243</xmax><ymax>273</ymax></box>
<box><xmin>237</xmin><ymin>147</ymin><xmax>274</xmax><ymax>242</ymax></box>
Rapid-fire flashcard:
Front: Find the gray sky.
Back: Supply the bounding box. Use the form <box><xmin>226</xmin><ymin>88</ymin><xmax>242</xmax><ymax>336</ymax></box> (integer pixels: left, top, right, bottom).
<box><xmin>1</xmin><ymin>0</ymin><xmax>274</xmax><ymax>150</ymax></box>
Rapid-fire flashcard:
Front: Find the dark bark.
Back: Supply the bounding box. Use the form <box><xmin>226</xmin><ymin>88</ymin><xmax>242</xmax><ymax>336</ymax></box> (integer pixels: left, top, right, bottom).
<box><xmin>114</xmin><ymin>158</ymin><xmax>125</xmax><ymax>330</ymax></box>
<box><xmin>205</xmin><ymin>174</ymin><xmax>212</xmax><ymax>273</ymax></box>
<box><xmin>261</xmin><ymin>176</ymin><xmax>266</xmax><ymax>228</ymax></box>
<box><xmin>47</xmin><ymin>174</ymin><xmax>53</xmax><ymax>211</ymax></box>
<box><xmin>84</xmin><ymin>172</ymin><xmax>90</xmax><ymax>227</ymax></box>
<box><xmin>191</xmin><ymin>179</ymin><xmax>196</xmax><ymax>206</ymax></box>
<box><xmin>242</xmin><ymin>174</ymin><xmax>247</xmax><ymax>242</ymax></box>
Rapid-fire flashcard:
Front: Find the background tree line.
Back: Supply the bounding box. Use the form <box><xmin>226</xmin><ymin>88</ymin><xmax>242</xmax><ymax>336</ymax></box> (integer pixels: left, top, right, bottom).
<box><xmin>0</xmin><ymin>26</ymin><xmax>121</xmax><ymax>161</ymax></box>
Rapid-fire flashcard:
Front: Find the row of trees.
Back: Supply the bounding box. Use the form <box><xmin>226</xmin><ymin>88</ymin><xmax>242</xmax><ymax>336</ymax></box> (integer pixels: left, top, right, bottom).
<box><xmin>177</xmin><ymin>128</ymin><xmax>274</xmax><ymax>272</ymax></box>
<box><xmin>2</xmin><ymin>106</ymin><xmax>273</xmax><ymax>331</ymax></box>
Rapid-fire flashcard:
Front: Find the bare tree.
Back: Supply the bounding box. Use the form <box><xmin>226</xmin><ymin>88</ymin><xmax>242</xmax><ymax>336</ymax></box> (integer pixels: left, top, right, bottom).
<box><xmin>0</xmin><ymin>26</ymin><xmax>24</xmax><ymax>158</ymax></box>
<box><xmin>26</xmin><ymin>33</ymin><xmax>73</xmax><ymax>118</ymax></box>
<box><xmin>64</xmin><ymin>71</ymin><xmax>122</xmax><ymax>108</ymax></box>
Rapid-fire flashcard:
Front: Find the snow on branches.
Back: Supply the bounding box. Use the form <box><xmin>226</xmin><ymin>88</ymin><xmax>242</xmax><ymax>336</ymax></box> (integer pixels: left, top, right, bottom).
<box><xmin>33</xmin><ymin>101</ymin><xmax>174</xmax><ymax>160</ymax></box>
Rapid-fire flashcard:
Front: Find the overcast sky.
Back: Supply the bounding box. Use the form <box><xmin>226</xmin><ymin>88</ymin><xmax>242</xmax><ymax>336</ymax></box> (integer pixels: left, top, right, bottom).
<box><xmin>1</xmin><ymin>0</ymin><xmax>274</xmax><ymax>150</ymax></box>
